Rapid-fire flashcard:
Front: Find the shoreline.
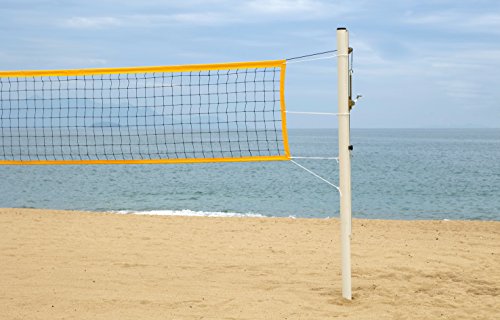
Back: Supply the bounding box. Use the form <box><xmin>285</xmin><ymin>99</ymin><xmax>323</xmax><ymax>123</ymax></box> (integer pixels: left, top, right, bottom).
<box><xmin>4</xmin><ymin>207</ymin><xmax>499</xmax><ymax>222</ymax></box>
<box><xmin>1</xmin><ymin>208</ymin><xmax>499</xmax><ymax>319</ymax></box>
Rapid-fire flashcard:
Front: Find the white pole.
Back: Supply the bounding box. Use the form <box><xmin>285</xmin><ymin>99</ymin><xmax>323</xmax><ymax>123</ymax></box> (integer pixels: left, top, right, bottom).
<box><xmin>337</xmin><ymin>27</ymin><xmax>352</xmax><ymax>300</ymax></box>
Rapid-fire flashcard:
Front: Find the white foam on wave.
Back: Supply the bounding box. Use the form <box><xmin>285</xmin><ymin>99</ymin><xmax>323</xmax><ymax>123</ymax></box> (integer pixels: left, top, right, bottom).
<box><xmin>111</xmin><ymin>209</ymin><xmax>268</xmax><ymax>218</ymax></box>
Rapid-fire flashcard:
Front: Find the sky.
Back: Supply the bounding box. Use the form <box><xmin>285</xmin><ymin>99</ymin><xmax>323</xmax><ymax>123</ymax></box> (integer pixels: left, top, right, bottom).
<box><xmin>1</xmin><ymin>0</ymin><xmax>499</xmax><ymax>128</ymax></box>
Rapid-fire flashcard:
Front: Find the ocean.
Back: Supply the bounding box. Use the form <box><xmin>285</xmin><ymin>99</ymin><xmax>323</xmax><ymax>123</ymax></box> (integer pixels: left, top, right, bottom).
<box><xmin>0</xmin><ymin>129</ymin><xmax>499</xmax><ymax>221</ymax></box>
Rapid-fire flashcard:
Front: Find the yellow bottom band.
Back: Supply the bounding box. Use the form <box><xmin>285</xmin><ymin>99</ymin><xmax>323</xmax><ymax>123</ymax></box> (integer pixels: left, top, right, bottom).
<box><xmin>0</xmin><ymin>155</ymin><xmax>290</xmax><ymax>166</ymax></box>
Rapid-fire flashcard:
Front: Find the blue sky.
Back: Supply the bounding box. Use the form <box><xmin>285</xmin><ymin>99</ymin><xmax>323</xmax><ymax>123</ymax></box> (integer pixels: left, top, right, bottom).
<box><xmin>1</xmin><ymin>0</ymin><xmax>499</xmax><ymax>128</ymax></box>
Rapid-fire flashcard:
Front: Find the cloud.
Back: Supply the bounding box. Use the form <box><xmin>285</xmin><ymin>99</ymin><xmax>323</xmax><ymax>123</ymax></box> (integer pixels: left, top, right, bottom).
<box><xmin>130</xmin><ymin>12</ymin><xmax>240</xmax><ymax>27</ymax></box>
<box><xmin>424</xmin><ymin>47</ymin><xmax>500</xmax><ymax>101</ymax></box>
<box><xmin>64</xmin><ymin>16</ymin><xmax>122</xmax><ymax>29</ymax></box>
<box><xmin>245</xmin><ymin>0</ymin><xmax>333</xmax><ymax>16</ymax></box>
<box><xmin>170</xmin><ymin>12</ymin><xmax>238</xmax><ymax>25</ymax></box>
<box><xmin>405</xmin><ymin>11</ymin><xmax>500</xmax><ymax>33</ymax></box>
<box><xmin>73</xmin><ymin>13</ymin><xmax>238</xmax><ymax>29</ymax></box>
<box><xmin>435</xmin><ymin>79</ymin><xmax>481</xmax><ymax>99</ymax></box>
<box><xmin>61</xmin><ymin>13</ymin><xmax>239</xmax><ymax>29</ymax></box>
<box><xmin>58</xmin><ymin>0</ymin><xmax>348</xmax><ymax>30</ymax></box>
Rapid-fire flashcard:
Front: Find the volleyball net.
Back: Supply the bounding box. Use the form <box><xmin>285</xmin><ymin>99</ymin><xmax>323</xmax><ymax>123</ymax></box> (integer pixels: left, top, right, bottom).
<box><xmin>0</xmin><ymin>28</ymin><xmax>355</xmax><ymax>300</ymax></box>
<box><xmin>0</xmin><ymin>60</ymin><xmax>289</xmax><ymax>165</ymax></box>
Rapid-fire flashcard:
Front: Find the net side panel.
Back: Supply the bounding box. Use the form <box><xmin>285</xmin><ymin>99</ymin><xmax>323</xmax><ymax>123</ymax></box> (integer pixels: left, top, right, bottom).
<box><xmin>0</xmin><ymin>60</ymin><xmax>290</xmax><ymax>165</ymax></box>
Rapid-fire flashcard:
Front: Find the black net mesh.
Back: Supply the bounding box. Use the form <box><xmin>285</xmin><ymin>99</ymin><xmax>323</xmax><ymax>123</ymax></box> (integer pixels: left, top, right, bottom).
<box><xmin>0</xmin><ymin>65</ymin><xmax>288</xmax><ymax>163</ymax></box>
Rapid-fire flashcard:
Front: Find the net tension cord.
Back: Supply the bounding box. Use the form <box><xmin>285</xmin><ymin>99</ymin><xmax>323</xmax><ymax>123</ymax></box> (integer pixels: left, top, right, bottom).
<box><xmin>283</xmin><ymin>48</ymin><xmax>359</xmax><ymax>195</ymax></box>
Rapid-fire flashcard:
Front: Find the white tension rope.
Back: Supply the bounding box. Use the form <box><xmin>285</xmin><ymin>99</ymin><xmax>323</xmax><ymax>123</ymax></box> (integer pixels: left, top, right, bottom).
<box><xmin>285</xmin><ymin>55</ymin><xmax>338</xmax><ymax>64</ymax></box>
<box><xmin>290</xmin><ymin>160</ymin><xmax>341</xmax><ymax>195</ymax></box>
<box><xmin>291</xmin><ymin>156</ymin><xmax>339</xmax><ymax>161</ymax></box>
<box><xmin>286</xmin><ymin>111</ymin><xmax>349</xmax><ymax>116</ymax></box>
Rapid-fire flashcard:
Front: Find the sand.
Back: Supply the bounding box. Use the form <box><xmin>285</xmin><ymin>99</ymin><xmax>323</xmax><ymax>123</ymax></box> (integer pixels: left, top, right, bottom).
<box><xmin>0</xmin><ymin>208</ymin><xmax>498</xmax><ymax>319</ymax></box>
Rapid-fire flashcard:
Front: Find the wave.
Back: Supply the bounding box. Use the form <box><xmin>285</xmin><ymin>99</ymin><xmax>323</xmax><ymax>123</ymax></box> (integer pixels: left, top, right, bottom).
<box><xmin>110</xmin><ymin>209</ymin><xmax>269</xmax><ymax>218</ymax></box>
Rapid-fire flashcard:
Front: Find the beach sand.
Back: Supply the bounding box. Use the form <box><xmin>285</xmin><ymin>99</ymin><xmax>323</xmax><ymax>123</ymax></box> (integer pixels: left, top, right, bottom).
<box><xmin>0</xmin><ymin>208</ymin><xmax>498</xmax><ymax>319</ymax></box>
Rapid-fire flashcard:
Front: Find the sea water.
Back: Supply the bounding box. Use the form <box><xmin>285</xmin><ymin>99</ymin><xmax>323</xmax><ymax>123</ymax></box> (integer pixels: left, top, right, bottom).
<box><xmin>0</xmin><ymin>129</ymin><xmax>499</xmax><ymax>220</ymax></box>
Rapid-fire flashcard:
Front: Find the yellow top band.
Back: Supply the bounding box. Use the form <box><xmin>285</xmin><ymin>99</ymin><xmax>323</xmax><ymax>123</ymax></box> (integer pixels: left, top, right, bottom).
<box><xmin>0</xmin><ymin>60</ymin><xmax>286</xmax><ymax>78</ymax></box>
